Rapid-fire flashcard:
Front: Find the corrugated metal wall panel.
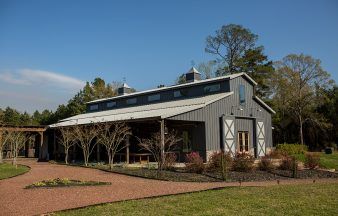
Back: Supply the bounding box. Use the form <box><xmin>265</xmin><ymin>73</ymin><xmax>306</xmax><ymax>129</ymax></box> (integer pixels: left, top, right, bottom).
<box><xmin>169</xmin><ymin>76</ymin><xmax>273</xmax><ymax>153</ymax></box>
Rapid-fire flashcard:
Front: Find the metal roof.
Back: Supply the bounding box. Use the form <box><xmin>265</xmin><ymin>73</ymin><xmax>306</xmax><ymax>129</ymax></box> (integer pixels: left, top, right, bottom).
<box><xmin>87</xmin><ymin>72</ymin><xmax>256</xmax><ymax>104</ymax></box>
<box><xmin>49</xmin><ymin>92</ymin><xmax>233</xmax><ymax>128</ymax></box>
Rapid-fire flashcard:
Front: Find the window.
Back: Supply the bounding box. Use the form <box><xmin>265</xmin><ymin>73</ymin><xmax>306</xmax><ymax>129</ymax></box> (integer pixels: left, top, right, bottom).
<box><xmin>89</xmin><ymin>104</ymin><xmax>99</xmax><ymax>111</ymax></box>
<box><xmin>148</xmin><ymin>94</ymin><xmax>160</xmax><ymax>102</ymax></box>
<box><xmin>182</xmin><ymin>131</ymin><xmax>191</xmax><ymax>152</ymax></box>
<box><xmin>204</xmin><ymin>84</ymin><xmax>220</xmax><ymax>93</ymax></box>
<box><xmin>238</xmin><ymin>131</ymin><xmax>249</xmax><ymax>153</ymax></box>
<box><xmin>239</xmin><ymin>85</ymin><xmax>245</xmax><ymax>105</ymax></box>
<box><xmin>107</xmin><ymin>101</ymin><xmax>116</xmax><ymax>108</ymax></box>
<box><xmin>126</xmin><ymin>98</ymin><xmax>137</xmax><ymax>105</ymax></box>
<box><xmin>174</xmin><ymin>90</ymin><xmax>182</xmax><ymax>98</ymax></box>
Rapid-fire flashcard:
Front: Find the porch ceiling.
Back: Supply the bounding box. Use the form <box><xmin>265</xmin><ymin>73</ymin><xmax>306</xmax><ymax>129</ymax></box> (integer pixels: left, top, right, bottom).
<box><xmin>49</xmin><ymin>92</ymin><xmax>233</xmax><ymax>128</ymax></box>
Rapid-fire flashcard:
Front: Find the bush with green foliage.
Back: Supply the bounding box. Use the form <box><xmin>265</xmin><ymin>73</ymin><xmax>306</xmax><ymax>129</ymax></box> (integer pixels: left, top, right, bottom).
<box><xmin>258</xmin><ymin>155</ymin><xmax>275</xmax><ymax>171</ymax></box>
<box><xmin>304</xmin><ymin>153</ymin><xmax>320</xmax><ymax>169</ymax></box>
<box><xmin>232</xmin><ymin>153</ymin><xmax>255</xmax><ymax>172</ymax></box>
<box><xmin>276</xmin><ymin>143</ymin><xmax>308</xmax><ymax>155</ymax></box>
<box><xmin>185</xmin><ymin>152</ymin><xmax>204</xmax><ymax>174</ymax></box>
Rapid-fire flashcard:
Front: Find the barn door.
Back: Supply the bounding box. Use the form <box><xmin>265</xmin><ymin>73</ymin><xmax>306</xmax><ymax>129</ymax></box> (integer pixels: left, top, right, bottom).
<box><xmin>222</xmin><ymin>116</ymin><xmax>236</xmax><ymax>157</ymax></box>
<box><xmin>256</xmin><ymin>121</ymin><xmax>266</xmax><ymax>157</ymax></box>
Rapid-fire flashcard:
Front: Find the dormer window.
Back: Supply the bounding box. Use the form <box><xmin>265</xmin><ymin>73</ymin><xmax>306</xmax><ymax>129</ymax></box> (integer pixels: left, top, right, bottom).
<box><xmin>107</xmin><ymin>101</ymin><xmax>116</xmax><ymax>108</ymax></box>
<box><xmin>204</xmin><ymin>84</ymin><xmax>220</xmax><ymax>93</ymax></box>
<box><xmin>126</xmin><ymin>98</ymin><xmax>137</xmax><ymax>105</ymax></box>
<box><xmin>148</xmin><ymin>94</ymin><xmax>160</xmax><ymax>102</ymax></box>
<box><xmin>89</xmin><ymin>104</ymin><xmax>99</xmax><ymax>111</ymax></box>
<box><xmin>239</xmin><ymin>85</ymin><xmax>245</xmax><ymax>105</ymax></box>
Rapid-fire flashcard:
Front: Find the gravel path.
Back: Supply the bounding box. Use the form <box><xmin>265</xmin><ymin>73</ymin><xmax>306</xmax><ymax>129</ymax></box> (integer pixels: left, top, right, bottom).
<box><xmin>0</xmin><ymin>159</ymin><xmax>337</xmax><ymax>216</ymax></box>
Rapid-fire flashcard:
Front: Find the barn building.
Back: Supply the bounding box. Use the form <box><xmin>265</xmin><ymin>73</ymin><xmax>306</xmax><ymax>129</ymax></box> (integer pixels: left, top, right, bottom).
<box><xmin>47</xmin><ymin>68</ymin><xmax>275</xmax><ymax>163</ymax></box>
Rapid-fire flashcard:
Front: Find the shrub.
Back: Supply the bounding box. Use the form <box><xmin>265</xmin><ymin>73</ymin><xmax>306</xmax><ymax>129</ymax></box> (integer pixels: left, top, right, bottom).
<box><xmin>207</xmin><ymin>151</ymin><xmax>233</xmax><ymax>172</ymax></box>
<box><xmin>163</xmin><ymin>152</ymin><xmax>177</xmax><ymax>171</ymax></box>
<box><xmin>276</xmin><ymin>143</ymin><xmax>308</xmax><ymax>155</ymax></box>
<box><xmin>185</xmin><ymin>152</ymin><xmax>204</xmax><ymax>174</ymax></box>
<box><xmin>269</xmin><ymin>149</ymin><xmax>288</xmax><ymax>159</ymax></box>
<box><xmin>258</xmin><ymin>155</ymin><xmax>275</xmax><ymax>171</ymax></box>
<box><xmin>304</xmin><ymin>153</ymin><xmax>320</xmax><ymax>169</ymax></box>
<box><xmin>232</xmin><ymin>153</ymin><xmax>255</xmax><ymax>172</ymax></box>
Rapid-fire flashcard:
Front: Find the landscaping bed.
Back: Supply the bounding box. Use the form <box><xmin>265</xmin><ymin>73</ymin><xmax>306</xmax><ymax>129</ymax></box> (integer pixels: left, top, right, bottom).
<box><xmin>25</xmin><ymin>178</ymin><xmax>111</xmax><ymax>189</ymax></box>
<box><xmin>271</xmin><ymin>169</ymin><xmax>338</xmax><ymax>179</ymax></box>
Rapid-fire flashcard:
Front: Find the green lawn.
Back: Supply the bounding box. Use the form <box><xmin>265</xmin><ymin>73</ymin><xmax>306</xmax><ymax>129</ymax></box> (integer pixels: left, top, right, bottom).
<box><xmin>57</xmin><ymin>183</ymin><xmax>338</xmax><ymax>216</ymax></box>
<box><xmin>294</xmin><ymin>152</ymin><xmax>338</xmax><ymax>170</ymax></box>
<box><xmin>0</xmin><ymin>163</ymin><xmax>30</xmax><ymax>180</ymax></box>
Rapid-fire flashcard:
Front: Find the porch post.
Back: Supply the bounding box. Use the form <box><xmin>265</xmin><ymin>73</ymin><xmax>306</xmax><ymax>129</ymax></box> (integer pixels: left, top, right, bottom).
<box><xmin>126</xmin><ymin>135</ymin><xmax>130</xmax><ymax>164</ymax></box>
<box><xmin>38</xmin><ymin>132</ymin><xmax>44</xmax><ymax>160</ymax></box>
<box><xmin>160</xmin><ymin>119</ymin><xmax>165</xmax><ymax>168</ymax></box>
<box><xmin>53</xmin><ymin>130</ymin><xmax>56</xmax><ymax>159</ymax></box>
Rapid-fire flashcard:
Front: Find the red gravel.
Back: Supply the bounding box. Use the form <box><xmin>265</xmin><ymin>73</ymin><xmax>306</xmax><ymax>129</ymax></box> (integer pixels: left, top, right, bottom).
<box><xmin>0</xmin><ymin>159</ymin><xmax>337</xmax><ymax>216</ymax></box>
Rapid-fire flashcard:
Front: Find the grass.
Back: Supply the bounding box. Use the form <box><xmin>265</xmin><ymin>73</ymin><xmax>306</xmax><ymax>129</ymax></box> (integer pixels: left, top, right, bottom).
<box><xmin>0</xmin><ymin>162</ymin><xmax>30</xmax><ymax>180</ymax></box>
<box><xmin>25</xmin><ymin>178</ymin><xmax>111</xmax><ymax>189</ymax></box>
<box><xmin>56</xmin><ymin>183</ymin><xmax>338</xmax><ymax>216</ymax></box>
<box><xmin>293</xmin><ymin>152</ymin><xmax>338</xmax><ymax>170</ymax></box>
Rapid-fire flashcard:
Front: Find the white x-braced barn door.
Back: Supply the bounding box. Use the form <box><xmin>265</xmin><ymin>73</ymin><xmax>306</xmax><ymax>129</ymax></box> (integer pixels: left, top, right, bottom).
<box><xmin>256</xmin><ymin>121</ymin><xmax>266</xmax><ymax>157</ymax></box>
<box><xmin>223</xmin><ymin>117</ymin><xmax>236</xmax><ymax>157</ymax></box>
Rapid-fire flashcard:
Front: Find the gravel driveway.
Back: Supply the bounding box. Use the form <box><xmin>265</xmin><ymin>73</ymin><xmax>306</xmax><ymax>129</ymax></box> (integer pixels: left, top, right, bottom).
<box><xmin>0</xmin><ymin>158</ymin><xmax>336</xmax><ymax>216</ymax></box>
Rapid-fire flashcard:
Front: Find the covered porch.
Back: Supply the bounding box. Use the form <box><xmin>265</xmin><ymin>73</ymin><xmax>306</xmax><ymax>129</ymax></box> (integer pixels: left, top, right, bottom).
<box><xmin>49</xmin><ymin>118</ymin><xmax>206</xmax><ymax>164</ymax></box>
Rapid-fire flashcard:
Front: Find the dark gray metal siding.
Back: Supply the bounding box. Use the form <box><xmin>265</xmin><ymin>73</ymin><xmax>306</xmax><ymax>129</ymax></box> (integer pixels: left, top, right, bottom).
<box><xmin>168</xmin><ymin>76</ymin><xmax>273</xmax><ymax>152</ymax></box>
<box><xmin>87</xmin><ymin>80</ymin><xmax>230</xmax><ymax>112</ymax></box>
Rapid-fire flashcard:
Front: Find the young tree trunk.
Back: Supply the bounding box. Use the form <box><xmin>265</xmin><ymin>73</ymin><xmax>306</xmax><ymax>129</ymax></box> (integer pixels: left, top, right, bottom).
<box><xmin>299</xmin><ymin>115</ymin><xmax>304</xmax><ymax>145</ymax></box>
<box><xmin>65</xmin><ymin>149</ymin><xmax>69</xmax><ymax>164</ymax></box>
<box><xmin>0</xmin><ymin>148</ymin><xmax>3</xmax><ymax>164</ymax></box>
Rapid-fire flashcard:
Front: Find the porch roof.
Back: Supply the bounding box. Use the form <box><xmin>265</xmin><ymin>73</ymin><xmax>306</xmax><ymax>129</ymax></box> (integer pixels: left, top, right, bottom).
<box><xmin>49</xmin><ymin>92</ymin><xmax>233</xmax><ymax>128</ymax></box>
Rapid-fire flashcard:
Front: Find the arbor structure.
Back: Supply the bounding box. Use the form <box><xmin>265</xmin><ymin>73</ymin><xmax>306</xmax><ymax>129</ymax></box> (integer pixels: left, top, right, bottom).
<box><xmin>57</xmin><ymin>126</ymin><xmax>76</xmax><ymax>164</ymax></box>
<box><xmin>138</xmin><ymin>130</ymin><xmax>181</xmax><ymax>171</ymax></box>
<box><xmin>273</xmin><ymin>54</ymin><xmax>333</xmax><ymax>145</ymax></box>
<box><xmin>97</xmin><ymin>122</ymin><xmax>131</xmax><ymax>169</ymax></box>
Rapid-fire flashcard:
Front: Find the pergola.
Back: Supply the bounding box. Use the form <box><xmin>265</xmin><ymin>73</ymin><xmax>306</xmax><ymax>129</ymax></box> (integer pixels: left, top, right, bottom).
<box><xmin>0</xmin><ymin>125</ymin><xmax>47</xmax><ymax>158</ymax></box>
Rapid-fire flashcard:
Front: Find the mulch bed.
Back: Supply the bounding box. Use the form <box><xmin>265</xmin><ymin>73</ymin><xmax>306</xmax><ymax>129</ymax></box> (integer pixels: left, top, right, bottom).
<box><xmin>52</xmin><ymin>161</ymin><xmax>337</xmax><ymax>183</ymax></box>
<box><xmin>270</xmin><ymin>169</ymin><xmax>338</xmax><ymax>179</ymax></box>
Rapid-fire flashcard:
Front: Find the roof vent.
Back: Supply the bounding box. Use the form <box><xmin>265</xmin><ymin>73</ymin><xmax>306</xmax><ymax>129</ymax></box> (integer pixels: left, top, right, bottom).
<box><xmin>118</xmin><ymin>83</ymin><xmax>133</xmax><ymax>95</ymax></box>
<box><xmin>185</xmin><ymin>67</ymin><xmax>201</xmax><ymax>83</ymax></box>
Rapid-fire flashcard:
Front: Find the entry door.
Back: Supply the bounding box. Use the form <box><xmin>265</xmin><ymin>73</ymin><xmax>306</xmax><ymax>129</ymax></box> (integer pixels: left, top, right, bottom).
<box><xmin>256</xmin><ymin>121</ymin><xmax>266</xmax><ymax>157</ymax></box>
<box><xmin>238</xmin><ymin>131</ymin><xmax>249</xmax><ymax>153</ymax></box>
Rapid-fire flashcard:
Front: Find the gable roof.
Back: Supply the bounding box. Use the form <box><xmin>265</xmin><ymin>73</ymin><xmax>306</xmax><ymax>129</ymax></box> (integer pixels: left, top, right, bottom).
<box><xmin>50</xmin><ymin>92</ymin><xmax>234</xmax><ymax>128</ymax></box>
<box><xmin>87</xmin><ymin>72</ymin><xmax>256</xmax><ymax>104</ymax></box>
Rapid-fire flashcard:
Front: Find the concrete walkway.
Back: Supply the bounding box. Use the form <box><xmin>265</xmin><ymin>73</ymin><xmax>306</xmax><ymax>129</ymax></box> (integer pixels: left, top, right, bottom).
<box><xmin>0</xmin><ymin>159</ymin><xmax>337</xmax><ymax>216</ymax></box>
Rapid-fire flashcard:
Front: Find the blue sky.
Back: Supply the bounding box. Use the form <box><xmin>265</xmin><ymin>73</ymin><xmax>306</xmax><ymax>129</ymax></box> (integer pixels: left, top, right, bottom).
<box><xmin>0</xmin><ymin>0</ymin><xmax>337</xmax><ymax>113</ymax></box>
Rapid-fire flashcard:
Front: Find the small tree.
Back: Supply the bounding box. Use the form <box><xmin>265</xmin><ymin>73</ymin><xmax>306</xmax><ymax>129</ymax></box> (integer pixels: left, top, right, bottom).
<box><xmin>97</xmin><ymin>122</ymin><xmax>131</xmax><ymax>170</ymax></box>
<box><xmin>138</xmin><ymin>130</ymin><xmax>181</xmax><ymax>171</ymax></box>
<box><xmin>73</xmin><ymin>123</ymin><xmax>99</xmax><ymax>166</ymax></box>
<box><xmin>10</xmin><ymin>131</ymin><xmax>30</xmax><ymax>168</ymax></box>
<box><xmin>57</xmin><ymin>126</ymin><xmax>76</xmax><ymax>164</ymax></box>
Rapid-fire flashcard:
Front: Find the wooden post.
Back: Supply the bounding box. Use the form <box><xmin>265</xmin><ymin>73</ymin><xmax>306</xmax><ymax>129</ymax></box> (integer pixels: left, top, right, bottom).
<box><xmin>53</xmin><ymin>130</ymin><xmax>56</xmax><ymax>159</ymax></box>
<box><xmin>38</xmin><ymin>132</ymin><xmax>44</xmax><ymax>160</ymax></box>
<box><xmin>126</xmin><ymin>135</ymin><xmax>130</xmax><ymax>164</ymax></box>
<box><xmin>160</xmin><ymin>119</ymin><xmax>165</xmax><ymax>170</ymax></box>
